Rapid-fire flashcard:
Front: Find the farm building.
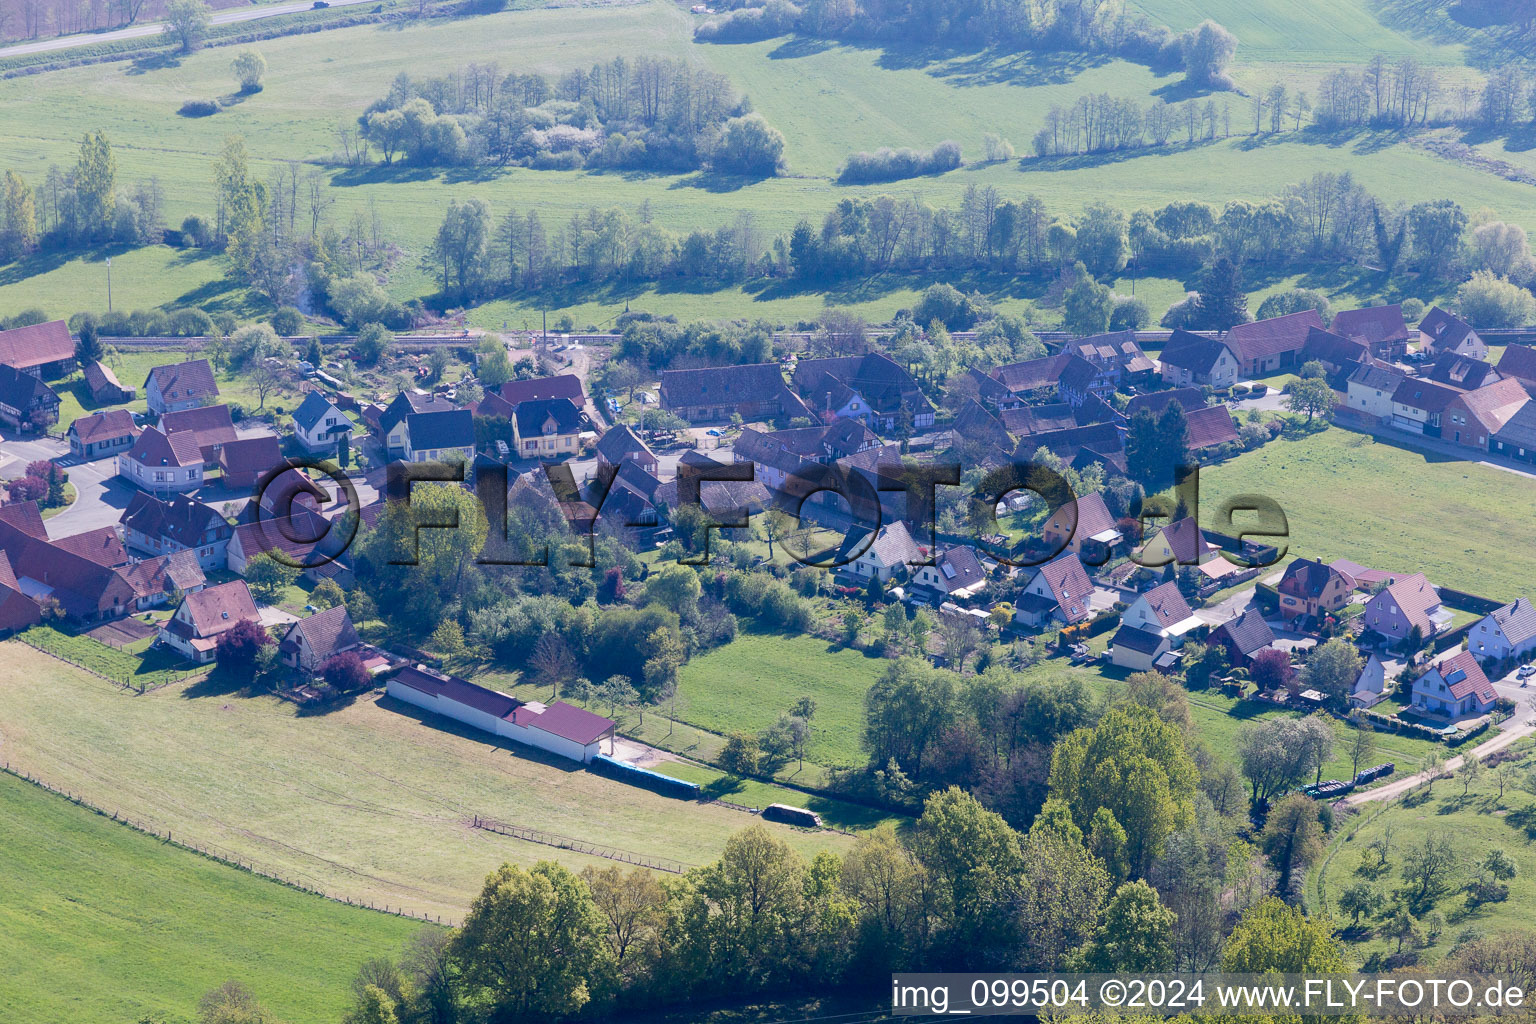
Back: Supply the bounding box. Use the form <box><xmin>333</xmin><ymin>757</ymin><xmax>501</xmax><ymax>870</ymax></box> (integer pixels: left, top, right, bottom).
<box><xmin>0</xmin><ymin>319</ymin><xmax>76</xmax><ymax>378</ymax></box>
<box><xmin>386</xmin><ymin>665</ymin><xmax>617</xmax><ymax>763</ymax></box>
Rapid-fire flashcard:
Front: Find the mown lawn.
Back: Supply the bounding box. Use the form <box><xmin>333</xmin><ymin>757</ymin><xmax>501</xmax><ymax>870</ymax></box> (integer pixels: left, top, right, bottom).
<box><xmin>0</xmin><ymin>643</ymin><xmax>853</xmax><ymax>920</ymax></box>
<box><xmin>0</xmin><ymin>770</ymin><xmax>423</xmax><ymax>1024</ymax></box>
<box><xmin>647</xmin><ymin>759</ymin><xmax>904</xmax><ymax>832</ymax></box>
<box><xmin>1311</xmin><ymin>740</ymin><xmax>1536</xmax><ymax>964</ymax></box>
<box><xmin>21</xmin><ymin>624</ymin><xmax>203</xmax><ymax>690</ymax></box>
<box><xmin>1201</xmin><ymin>426</ymin><xmax>1536</xmax><ymax>602</ymax></box>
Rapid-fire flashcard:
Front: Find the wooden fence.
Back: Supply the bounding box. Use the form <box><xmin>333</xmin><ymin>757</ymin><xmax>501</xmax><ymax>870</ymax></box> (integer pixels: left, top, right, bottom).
<box><xmin>9</xmin><ymin>633</ymin><xmax>201</xmax><ymax>694</ymax></box>
<box><xmin>470</xmin><ymin>815</ymin><xmax>689</xmax><ymax>874</ymax></box>
<box><xmin>2</xmin><ymin>763</ymin><xmax>457</xmax><ymax>928</ymax></box>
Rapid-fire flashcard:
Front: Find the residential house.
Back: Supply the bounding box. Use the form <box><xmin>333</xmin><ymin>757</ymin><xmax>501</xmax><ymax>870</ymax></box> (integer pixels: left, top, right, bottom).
<box><xmin>1300</xmin><ymin>328</ymin><xmax>1370</xmax><ymax>374</ymax></box>
<box><xmin>498</xmin><ymin>374</ymin><xmax>584</xmax><ymax>407</ymax></box>
<box><xmin>1391</xmin><ymin>378</ymin><xmax>1461</xmax><ymax>436</ymax></box>
<box><xmin>950</xmin><ymin>400</ymin><xmax>1014</xmax><ymax>457</ymax></box>
<box><xmin>1212</xmin><ymin>607</ymin><xmax>1277</xmax><ymax>668</ymax></box>
<box><xmin>731</xmin><ymin>426</ymin><xmax>814</xmax><ymax>492</ymax></box>
<box><xmin>405</xmin><ymin>409</ymin><xmax>475</xmax><ymax>463</ymax></box>
<box><xmin>909</xmin><ymin>546</ymin><xmax>988</xmax><ymax>602</ymax></box>
<box><xmin>842</xmin><ymin>520</ymin><xmax>921</xmax><ymax>583</ymax></box>
<box><xmin>385</xmin><ymin>664</ymin><xmax>617</xmax><ymax>763</ymax></box>
<box><xmin>279</xmin><ymin>605</ymin><xmax>362</xmax><ymax>673</ymax></box>
<box><xmin>0</xmin><ymin>364</ymin><xmax>60</xmax><ymax>431</ymax></box>
<box><xmin>377</xmin><ymin>390</ymin><xmax>457</xmax><ymax>458</ymax></box>
<box><xmin>0</xmin><ymin>550</ymin><xmax>41</xmax><ymax>634</ymax></box>
<box><xmin>1345</xmin><ymin>363</ymin><xmax>1406</xmax><ymax>421</ymax></box>
<box><xmin>1276</xmin><ymin>558</ymin><xmax>1352</xmax><ymax>622</ymax></box>
<box><xmin>52</xmin><ymin>526</ymin><xmax>128</xmax><ymax>568</ymax></box>
<box><xmin>82</xmin><ymin>360</ymin><xmax>135</xmax><ymax>403</ymax></box>
<box><xmin>1123</xmin><ymin>387</ymin><xmax>1206</xmax><ymax>418</ymax></box>
<box><xmin>1121</xmin><ymin>580</ymin><xmax>1202</xmax><ymax>643</ymax></box>
<box><xmin>1108</xmin><ymin>625</ymin><xmax>1175</xmax><ymax>672</ymax></box>
<box><xmin>161</xmin><ymin>404</ymin><xmax>238</xmax><ymax>465</ymax></box>
<box><xmin>1041</xmin><ymin>492</ymin><xmax>1122</xmax><ymax>562</ymax></box>
<box><xmin>1470</xmin><ymin>597</ymin><xmax>1536</xmax><ymax>664</ymax></box>
<box><xmin>1363</xmin><ymin>572</ymin><xmax>1451</xmax><ymax>644</ymax></box>
<box><xmin>0</xmin><ymin>319</ymin><xmax>75</xmax><ymax>377</ymax></box>
<box><xmin>1351</xmin><ymin>652</ymin><xmax>1388</xmax><ymax>709</ymax></box>
<box><xmin>292</xmin><ymin>391</ymin><xmax>352</xmax><ymax>453</ymax></box>
<box><xmin>66</xmin><ymin>408</ymin><xmax>138</xmax><ymax>460</ymax></box>
<box><xmin>660</xmin><ymin>363</ymin><xmax>808</xmax><ymax>424</ymax></box>
<box><xmin>1062</xmin><ymin>330</ymin><xmax>1156</xmax><ymax>389</ymax></box>
<box><xmin>0</xmin><ymin>527</ymin><xmax>140</xmax><ymax>623</ymax></box>
<box><xmin>793</xmin><ymin>353</ymin><xmax>935</xmax><ymax>432</ymax></box>
<box><xmin>512</xmin><ymin>397</ymin><xmax>587</xmax><ymax>460</ymax></box>
<box><xmin>1495</xmin><ymin>344</ymin><xmax>1536</xmax><ymax>391</ymax></box>
<box><xmin>1443</xmin><ymin>377</ymin><xmax>1530</xmax><ymax>451</ymax></box>
<box><xmin>144</xmin><ymin>359</ymin><xmax>218</xmax><ymax>416</ymax></box>
<box><xmin>1492</xmin><ymin>401</ymin><xmax>1536</xmax><ymax>465</ymax></box>
<box><xmin>1224</xmin><ymin>309</ymin><xmax>1325</xmax><ymax>375</ymax></box>
<box><xmin>120</xmin><ymin>491</ymin><xmax>232</xmax><ymax>570</ymax></box>
<box><xmin>1158</xmin><ymin>331</ymin><xmax>1240</xmax><ymax>388</ymax></box>
<box><xmin>159</xmin><ymin>579</ymin><xmax>261</xmax><ymax>663</ymax></box>
<box><xmin>591</xmin><ymin>459</ymin><xmax>668</xmax><ymax>540</ymax></box>
<box><xmin>991</xmin><ymin>354</ymin><xmax>1071</xmax><ymax>401</ymax></box>
<box><xmin>594</xmin><ymin>423</ymin><xmax>659</xmax><ymax>476</ymax></box>
<box><xmin>0</xmin><ymin>501</ymin><xmax>45</xmax><ymax>539</ymax></box>
<box><xmin>1332</xmin><ymin>304</ymin><xmax>1410</xmax><ymax>360</ymax></box>
<box><xmin>1055</xmin><ymin>355</ymin><xmax>1102</xmax><ymax>408</ymax></box>
<box><xmin>117</xmin><ymin>550</ymin><xmax>207</xmax><ymax>611</ymax></box>
<box><xmin>1133</xmin><ymin>516</ymin><xmax>1218</xmax><ymax>568</ymax></box>
<box><xmin>1015</xmin><ymin>421</ymin><xmax>1126</xmax><ymax>475</ymax></box>
<box><xmin>962</xmin><ymin>366</ymin><xmax>1019</xmax><ymax>410</ymax></box>
<box><xmin>999</xmin><ymin>403</ymin><xmax>1077</xmax><ymax>438</ymax></box>
<box><xmin>1184</xmin><ymin>405</ymin><xmax>1239</xmax><ymax>451</ymax></box>
<box><xmin>1014</xmin><ymin>553</ymin><xmax>1095</xmax><ymax>626</ymax></box>
<box><xmin>217</xmin><ymin>435</ymin><xmax>283</xmax><ymax>490</ymax></box>
<box><xmin>117</xmin><ymin>428</ymin><xmax>204</xmax><ymax>493</ymax></box>
<box><xmin>1417</xmin><ymin>306</ymin><xmax>1486</xmax><ymax>359</ymax></box>
<box><xmin>1411</xmin><ymin>649</ymin><xmax>1497</xmax><ymax>718</ymax></box>
<box><xmin>1426</xmin><ymin>353</ymin><xmax>1502</xmax><ymax>391</ymax></box>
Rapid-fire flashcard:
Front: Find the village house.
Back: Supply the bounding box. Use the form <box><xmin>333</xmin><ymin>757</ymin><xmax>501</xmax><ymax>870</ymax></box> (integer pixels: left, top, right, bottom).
<box><xmin>909</xmin><ymin>546</ymin><xmax>987</xmax><ymax>603</ymax></box>
<box><xmin>1061</xmin><ymin>330</ymin><xmax>1156</xmax><ymax>390</ymax></box>
<box><xmin>1470</xmin><ymin>597</ymin><xmax>1536</xmax><ymax>664</ymax></box>
<box><xmin>1417</xmin><ymin>306</ymin><xmax>1486</xmax><ymax>359</ymax></box>
<box><xmin>950</xmin><ymin>400</ymin><xmax>1014</xmax><ymax>457</ymax></box>
<box><xmin>1331</xmin><ymin>304</ymin><xmax>1410</xmax><ymax>361</ymax></box>
<box><xmin>82</xmin><ymin>359</ymin><xmax>135</xmax><ymax>404</ymax></box>
<box><xmin>0</xmin><ymin>364</ymin><xmax>61</xmax><ymax>431</ymax></box>
<box><xmin>279</xmin><ymin>604</ymin><xmax>362</xmax><ymax>673</ymax></box>
<box><xmin>144</xmin><ymin>359</ymin><xmax>218</xmax><ymax>416</ymax></box>
<box><xmin>1014</xmin><ymin>552</ymin><xmax>1095</xmax><ymax>626</ymax></box>
<box><xmin>404</xmin><ymin>408</ymin><xmax>475</xmax><ymax>463</ymax></box>
<box><xmin>1362</xmin><ymin>572</ymin><xmax>1451</xmax><ymax>644</ymax></box>
<box><xmin>1276</xmin><ymin>558</ymin><xmax>1353</xmax><ymax>622</ymax></box>
<box><xmin>161</xmin><ymin>404</ymin><xmax>238</xmax><ymax>466</ymax></box>
<box><xmin>377</xmin><ymin>390</ymin><xmax>457</xmax><ymax>459</ymax></box>
<box><xmin>842</xmin><ymin>520</ymin><xmax>922</xmax><ymax>583</ymax></box>
<box><xmin>1495</xmin><ymin>344</ymin><xmax>1536</xmax><ymax>390</ymax></box>
<box><xmin>498</xmin><ymin>374</ymin><xmax>585</xmax><ymax>407</ymax></box>
<box><xmin>660</xmin><ymin>363</ymin><xmax>808</xmax><ymax>424</ymax></box>
<box><xmin>991</xmin><ymin>354</ymin><xmax>1072</xmax><ymax>402</ymax></box>
<box><xmin>159</xmin><ymin>579</ymin><xmax>261</xmax><ymax>663</ymax></box>
<box><xmin>1391</xmin><ymin>378</ymin><xmax>1461</xmax><ymax>437</ymax></box>
<box><xmin>1492</xmin><ymin>401</ymin><xmax>1536</xmax><ymax>466</ymax></box>
<box><xmin>1345</xmin><ymin>363</ymin><xmax>1406</xmax><ymax>421</ymax></box>
<box><xmin>512</xmin><ymin>397</ymin><xmax>588</xmax><ymax>460</ymax></box>
<box><xmin>386</xmin><ymin>664</ymin><xmax>618</xmax><ymax>763</ymax></box>
<box><xmin>793</xmin><ymin>352</ymin><xmax>935</xmax><ymax>432</ymax></box>
<box><xmin>52</xmin><ymin>525</ymin><xmax>129</xmax><ymax>568</ymax></box>
<box><xmin>1443</xmin><ymin>377</ymin><xmax>1529</xmax><ymax>451</ymax></box>
<box><xmin>1426</xmin><ymin>353</ymin><xmax>1503</xmax><ymax>391</ymax></box>
<box><xmin>1041</xmin><ymin>491</ymin><xmax>1122</xmax><ymax>563</ymax></box>
<box><xmin>118</xmin><ymin>428</ymin><xmax>204</xmax><ymax>493</ymax></box>
<box><xmin>1411</xmin><ymin>649</ymin><xmax>1497</xmax><ymax>718</ymax></box>
<box><xmin>1053</xmin><ymin>355</ymin><xmax>1103</xmax><ymax>409</ymax></box>
<box><xmin>1351</xmin><ymin>652</ymin><xmax>1388</xmax><ymax>709</ymax></box>
<box><xmin>594</xmin><ymin>423</ymin><xmax>659</xmax><ymax>476</ymax></box>
<box><xmin>590</xmin><ymin>459</ymin><xmax>667</xmax><ymax>540</ymax></box>
<box><xmin>217</xmin><ymin>435</ymin><xmax>283</xmax><ymax>491</ymax></box>
<box><xmin>1121</xmin><ymin>581</ymin><xmax>1202</xmax><ymax>643</ymax></box>
<box><xmin>0</xmin><ymin>551</ymin><xmax>42</xmax><ymax>634</ymax></box>
<box><xmin>1107</xmin><ymin>625</ymin><xmax>1176</xmax><ymax>672</ymax></box>
<box><xmin>1300</xmin><ymin>328</ymin><xmax>1370</xmax><ymax>375</ymax></box>
<box><xmin>0</xmin><ymin>522</ymin><xmax>142</xmax><ymax>623</ymax></box>
<box><xmin>731</xmin><ymin>426</ymin><xmax>815</xmax><ymax>492</ymax></box>
<box><xmin>292</xmin><ymin>391</ymin><xmax>352</xmax><ymax>453</ymax></box>
<box><xmin>66</xmin><ymin>408</ymin><xmax>138</xmax><ymax>460</ymax></box>
<box><xmin>120</xmin><ymin>551</ymin><xmax>207</xmax><ymax>611</ymax></box>
<box><xmin>1223</xmin><ymin>309</ymin><xmax>1325</xmax><ymax>376</ymax></box>
<box><xmin>1212</xmin><ymin>607</ymin><xmax>1277</xmax><ymax>668</ymax></box>
<box><xmin>1158</xmin><ymin>331</ymin><xmax>1239</xmax><ymax>389</ymax></box>
<box><xmin>0</xmin><ymin>319</ymin><xmax>76</xmax><ymax>378</ymax></box>
<box><xmin>120</xmin><ymin>491</ymin><xmax>232</xmax><ymax>570</ymax></box>
<box><xmin>1184</xmin><ymin>404</ymin><xmax>1240</xmax><ymax>452</ymax></box>
<box><xmin>1133</xmin><ymin>516</ymin><xmax>1218</xmax><ymax>568</ymax></box>
<box><xmin>1124</xmin><ymin>387</ymin><xmax>1206</xmax><ymax>419</ymax></box>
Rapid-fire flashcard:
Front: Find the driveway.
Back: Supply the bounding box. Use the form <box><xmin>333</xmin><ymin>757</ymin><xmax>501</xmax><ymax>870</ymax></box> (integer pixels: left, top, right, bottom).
<box><xmin>44</xmin><ymin>456</ymin><xmax>134</xmax><ymax>539</ymax></box>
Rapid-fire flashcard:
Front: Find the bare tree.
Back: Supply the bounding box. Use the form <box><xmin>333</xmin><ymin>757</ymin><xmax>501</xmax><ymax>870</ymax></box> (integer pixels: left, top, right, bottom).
<box><xmin>249</xmin><ymin>361</ymin><xmax>281</xmax><ymax>411</ymax></box>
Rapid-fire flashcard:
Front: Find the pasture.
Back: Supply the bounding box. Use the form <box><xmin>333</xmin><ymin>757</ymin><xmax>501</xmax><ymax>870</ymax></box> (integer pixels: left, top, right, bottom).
<box><xmin>0</xmin><ymin>769</ymin><xmax>422</xmax><ymax>1024</ymax></box>
<box><xmin>1201</xmin><ymin>426</ymin><xmax>1536</xmax><ymax>602</ymax></box>
<box><xmin>0</xmin><ymin>643</ymin><xmax>854</xmax><ymax>921</ymax></box>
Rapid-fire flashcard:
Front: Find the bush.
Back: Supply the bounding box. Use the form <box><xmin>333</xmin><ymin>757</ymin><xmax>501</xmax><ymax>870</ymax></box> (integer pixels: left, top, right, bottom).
<box><xmin>1455</xmin><ymin>271</ymin><xmax>1536</xmax><ymax>328</ymax></box>
<box><xmin>181</xmin><ymin>215</ymin><xmax>212</xmax><ymax>247</ymax></box>
<box><xmin>694</xmin><ymin>0</ymin><xmax>801</xmax><ymax>42</ymax></box>
<box><xmin>270</xmin><ymin>307</ymin><xmax>304</xmax><ymax>335</ymax></box>
<box><xmin>709</xmin><ymin>113</ymin><xmax>787</xmax><ymax>176</ymax></box>
<box><xmin>215</xmin><ymin>618</ymin><xmax>270</xmax><ymax>665</ymax></box>
<box><xmin>838</xmin><ymin>141</ymin><xmax>962</xmax><ymax>184</ymax></box>
<box><xmin>1109</xmin><ymin>295</ymin><xmax>1150</xmax><ymax>330</ymax></box>
<box><xmin>322</xmin><ymin>651</ymin><xmax>371</xmax><ymax>691</ymax></box>
<box><xmin>178</xmin><ymin>99</ymin><xmax>221</xmax><ymax>117</ymax></box>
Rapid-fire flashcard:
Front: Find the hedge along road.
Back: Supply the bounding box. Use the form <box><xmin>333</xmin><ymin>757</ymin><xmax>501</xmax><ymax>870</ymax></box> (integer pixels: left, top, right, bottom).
<box><xmin>0</xmin><ymin>0</ymin><xmax>379</xmax><ymax>58</ymax></box>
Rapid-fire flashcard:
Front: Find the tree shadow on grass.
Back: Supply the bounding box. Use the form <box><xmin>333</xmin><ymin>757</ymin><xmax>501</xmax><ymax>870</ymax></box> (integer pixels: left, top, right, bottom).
<box><xmin>180</xmin><ymin>663</ymin><xmax>258</xmax><ymax>699</ymax></box>
<box><xmin>666</xmin><ymin>170</ymin><xmax>781</xmax><ymax>194</ymax></box>
<box><xmin>126</xmin><ymin>51</ymin><xmax>183</xmax><ymax>76</ymax></box>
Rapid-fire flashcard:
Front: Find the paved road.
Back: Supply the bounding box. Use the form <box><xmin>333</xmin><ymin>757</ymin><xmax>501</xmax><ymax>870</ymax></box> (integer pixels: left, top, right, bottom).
<box><xmin>0</xmin><ymin>0</ymin><xmax>378</xmax><ymax>58</ymax></box>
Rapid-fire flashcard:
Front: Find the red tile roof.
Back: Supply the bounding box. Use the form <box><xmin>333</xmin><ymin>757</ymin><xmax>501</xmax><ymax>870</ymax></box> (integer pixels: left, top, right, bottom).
<box><xmin>1496</xmin><ymin>344</ymin><xmax>1536</xmax><ymax>385</ymax></box>
<box><xmin>0</xmin><ymin>320</ymin><xmax>74</xmax><ymax>371</ymax></box>
<box><xmin>525</xmin><ymin>701</ymin><xmax>616</xmax><ymax>745</ymax></box>
<box><xmin>1184</xmin><ymin>405</ymin><xmax>1239</xmax><ymax>450</ymax></box>
<box><xmin>69</xmin><ymin>408</ymin><xmax>138</xmax><ymax>446</ymax></box>
<box><xmin>1225</xmin><ymin>309</ymin><xmax>1325</xmax><ymax>363</ymax></box>
<box><xmin>0</xmin><ymin>501</ymin><xmax>47</xmax><ymax>540</ymax></box>
<box><xmin>125</xmin><ymin>428</ymin><xmax>203</xmax><ymax>469</ymax></box>
<box><xmin>178</xmin><ymin>580</ymin><xmax>259</xmax><ymax>638</ymax></box>
<box><xmin>282</xmin><ymin>605</ymin><xmax>360</xmax><ymax>661</ymax></box>
<box><xmin>51</xmin><ymin>526</ymin><xmax>128</xmax><ymax>567</ymax></box>
<box><xmin>1332</xmin><ymin>305</ymin><xmax>1408</xmax><ymax>347</ymax></box>
<box><xmin>1430</xmin><ymin>649</ymin><xmax>1496</xmax><ymax>704</ymax></box>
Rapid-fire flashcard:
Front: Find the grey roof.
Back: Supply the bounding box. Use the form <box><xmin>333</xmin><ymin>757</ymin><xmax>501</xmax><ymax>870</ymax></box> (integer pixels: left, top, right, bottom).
<box><xmin>1159</xmin><ymin>331</ymin><xmax>1235</xmax><ymax>375</ymax></box>
<box><xmin>930</xmin><ymin>546</ymin><xmax>986</xmax><ymax>593</ymax></box>
<box><xmin>1214</xmin><ymin>607</ymin><xmax>1275</xmax><ymax>656</ymax></box>
<box><xmin>1418</xmin><ymin>306</ymin><xmax>1478</xmax><ymax>350</ymax></box>
<box><xmin>661</xmin><ymin>362</ymin><xmax>788</xmax><ymax>408</ymax></box>
<box><xmin>1494</xmin><ymin>399</ymin><xmax>1536</xmax><ymax>450</ymax></box>
<box><xmin>1426</xmin><ymin>353</ymin><xmax>1501</xmax><ymax>391</ymax></box>
<box><xmin>1348</xmin><ymin>362</ymin><xmax>1406</xmax><ymax>392</ymax></box>
<box><xmin>0</xmin><ymin>363</ymin><xmax>59</xmax><ymax>412</ymax></box>
<box><xmin>380</xmin><ymin>390</ymin><xmax>455</xmax><ymax>437</ymax></box>
<box><xmin>512</xmin><ymin>397</ymin><xmax>586</xmax><ymax>438</ymax></box>
<box><xmin>1124</xmin><ymin>387</ymin><xmax>1206</xmax><ymax>417</ymax></box>
<box><xmin>1332</xmin><ymin>304</ymin><xmax>1409</xmax><ymax>346</ymax></box>
<box><xmin>1112</xmin><ymin>625</ymin><xmax>1167</xmax><ymax>655</ymax></box>
<box><xmin>406</xmin><ymin>409</ymin><xmax>475</xmax><ymax>451</ymax></box>
<box><xmin>594</xmin><ymin>423</ymin><xmax>656</xmax><ymax>465</ymax></box>
<box><xmin>293</xmin><ymin>390</ymin><xmax>342</xmax><ymax>432</ymax></box>
<box><xmin>1489</xmin><ymin>597</ymin><xmax>1536</xmax><ymax>647</ymax></box>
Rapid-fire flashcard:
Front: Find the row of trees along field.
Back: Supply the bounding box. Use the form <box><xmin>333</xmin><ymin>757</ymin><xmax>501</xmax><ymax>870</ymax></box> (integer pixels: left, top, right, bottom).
<box><xmin>353</xmin><ymin>60</ymin><xmax>786</xmax><ymax>175</ymax></box>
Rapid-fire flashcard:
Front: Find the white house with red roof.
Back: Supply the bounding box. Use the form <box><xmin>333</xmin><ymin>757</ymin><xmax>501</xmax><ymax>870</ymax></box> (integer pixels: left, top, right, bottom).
<box><xmin>1014</xmin><ymin>552</ymin><xmax>1095</xmax><ymax>626</ymax></box>
<box><xmin>1121</xmin><ymin>581</ymin><xmax>1202</xmax><ymax>643</ymax></box>
<box><xmin>159</xmin><ymin>579</ymin><xmax>260</xmax><ymax>662</ymax></box>
<box><xmin>1411</xmin><ymin>649</ymin><xmax>1497</xmax><ymax>718</ymax></box>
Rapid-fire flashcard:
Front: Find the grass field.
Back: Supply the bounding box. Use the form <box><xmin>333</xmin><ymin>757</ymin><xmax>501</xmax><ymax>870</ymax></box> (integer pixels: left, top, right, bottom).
<box><xmin>1312</xmin><ymin>740</ymin><xmax>1536</xmax><ymax>963</ymax></box>
<box><xmin>1202</xmin><ymin>426</ymin><xmax>1536</xmax><ymax>602</ymax></box>
<box><xmin>1</xmin><ymin>1</ymin><xmax>1533</xmax><ymax>326</ymax></box>
<box><xmin>21</xmin><ymin>624</ymin><xmax>204</xmax><ymax>689</ymax></box>
<box><xmin>0</xmin><ymin>644</ymin><xmax>855</xmax><ymax>920</ymax></box>
<box><xmin>0</xmin><ymin>769</ymin><xmax>422</xmax><ymax>1024</ymax></box>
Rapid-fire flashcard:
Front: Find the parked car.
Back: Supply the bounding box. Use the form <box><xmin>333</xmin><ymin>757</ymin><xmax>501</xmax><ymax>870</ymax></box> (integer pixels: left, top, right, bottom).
<box><xmin>1518</xmin><ymin>664</ymin><xmax>1535</xmax><ymax>679</ymax></box>
<box><xmin>705</xmin><ymin>428</ymin><xmax>722</xmax><ymax>437</ymax></box>
<box><xmin>312</xmin><ymin>1</ymin><xmax>330</xmax><ymax>8</ymax></box>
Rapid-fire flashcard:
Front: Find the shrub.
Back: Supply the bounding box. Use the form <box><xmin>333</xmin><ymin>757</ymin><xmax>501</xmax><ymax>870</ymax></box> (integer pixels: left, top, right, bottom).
<box><xmin>270</xmin><ymin>307</ymin><xmax>304</xmax><ymax>335</ymax></box>
<box><xmin>1109</xmin><ymin>295</ymin><xmax>1150</xmax><ymax>330</ymax></box>
<box><xmin>178</xmin><ymin>99</ymin><xmax>221</xmax><ymax>117</ymax></box>
<box><xmin>693</xmin><ymin>0</ymin><xmax>801</xmax><ymax>42</ymax></box>
<box><xmin>322</xmin><ymin>651</ymin><xmax>371</xmax><ymax>691</ymax></box>
<box><xmin>709</xmin><ymin>113</ymin><xmax>787</xmax><ymax>176</ymax></box>
<box><xmin>181</xmin><ymin>215</ymin><xmax>212</xmax><ymax>247</ymax></box>
<box><xmin>837</xmin><ymin>141</ymin><xmax>961</xmax><ymax>184</ymax></box>
<box><xmin>215</xmin><ymin>618</ymin><xmax>270</xmax><ymax>665</ymax></box>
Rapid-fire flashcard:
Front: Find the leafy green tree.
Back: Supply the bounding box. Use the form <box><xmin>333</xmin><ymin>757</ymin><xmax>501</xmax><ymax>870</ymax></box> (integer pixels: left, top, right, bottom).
<box><xmin>914</xmin><ymin>787</ymin><xmax>1022</xmax><ymax>957</ymax></box>
<box><xmin>1401</xmin><ymin>831</ymin><xmax>1458</xmax><ymax>909</ymax></box>
<box><xmin>1338</xmin><ymin>882</ymin><xmax>1382</xmax><ymax>926</ymax></box>
<box><xmin>1302</xmin><ymin>638</ymin><xmax>1363</xmax><ymax>701</ymax></box>
<box><xmin>74</xmin><ymin>130</ymin><xmax>116</xmax><ymax>239</ymax></box>
<box><xmin>1256</xmin><ymin>288</ymin><xmax>1330</xmax><ymax>322</ymax></box>
<box><xmin>353</xmin><ymin>323</ymin><xmax>394</xmax><ymax>366</ymax></box>
<box><xmin>1074</xmin><ymin>202</ymin><xmax>1129</xmax><ymax>279</ymax></box>
<box><xmin>1222</xmin><ymin>896</ymin><xmax>1353</xmax><ymax>973</ymax></box>
<box><xmin>451</xmin><ymin>861</ymin><xmax>613</xmax><ymax>1021</ymax></box>
<box><xmin>197</xmin><ymin>980</ymin><xmax>276</xmax><ymax>1024</ymax></box>
<box><xmin>695</xmin><ymin>826</ymin><xmax>806</xmax><ymax>985</ymax></box>
<box><xmin>0</xmin><ymin>169</ymin><xmax>39</xmax><ymax>260</ymax></box>
<box><xmin>1260</xmin><ymin>793</ymin><xmax>1325</xmax><ymax>892</ymax></box>
<box><xmin>1192</xmin><ymin>256</ymin><xmax>1249</xmax><ymax>330</ymax></box>
<box><xmin>1063</xmin><ymin>271</ymin><xmax>1113</xmax><ymax>336</ymax></box>
<box><xmin>1286</xmin><ymin>376</ymin><xmax>1335</xmax><ymax>424</ymax></box>
<box><xmin>1074</xmin><ymin>880</ymin><xmax>1175</xmax><ymax>971</ymax></box>
<box><xmin>720</xmin><ymin>732</ymin><xmax>760</xmax><ymax>775</ymax></box>
<box><xmin>863</xmin><ymin>658</ymin><xmax>958</xmax><ymax>779</ymax></box>
<box><xmin>1087</xmin><ymin>806</ymin><xmax>1129</xmax><ymax>882</ymax></box>
<box><xmin>342</xmin><ymin>986</ymin><xmax>399</xmax><ymax>1024</ymax></box>
<box><xmin>243</xmin><ymin>552</ymin><xmax>299</xmax><ymax>603</ymax></box>
<box><xmin>1455</xmin><ymin>270</ymin><xmax>1536</xmax><ymax>328</ymax></box>
<box><xmin>710</xmin><ymin>114</ymin><xmax>787</xmax><ymax>176</ymax></box>
<box><xmin>231</xmin><ymin>50</ymin><xmax>266</xmax><ymax>93</ymax></box>
<box><xmin>164</xmin><ymin>0</ymin><xmax>211</xmax><ymax>52</ymax></box>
